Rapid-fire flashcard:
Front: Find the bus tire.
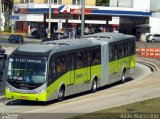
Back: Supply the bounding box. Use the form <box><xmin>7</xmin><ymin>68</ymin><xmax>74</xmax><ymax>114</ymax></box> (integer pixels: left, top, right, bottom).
<box><xmin>121</xmin><ymin>70</ymin><xmax>126</xmax><ymax>83</ymax></box>
<box><xmin>91</xmin><ymin>79</ymin><xmax>97</xmax><ymax>93</ymax></box>
<box><xmin>58</xmin><ymin>85</ymin><xmax>65</xmax><ymax>101</ymax></box>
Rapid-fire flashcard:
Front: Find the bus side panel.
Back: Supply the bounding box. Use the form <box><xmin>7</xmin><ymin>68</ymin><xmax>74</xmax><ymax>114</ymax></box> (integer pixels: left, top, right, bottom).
<box><xmin>70</xmin><ymin>70</ymin><xmax>75</xmax><ymax>84</ymax></box>
<box><xmin>74</xmin><ymin>68</ymin><xmax>87</xmax><ymax>84</ymax></box>
<box><xmin>126</xmin><ymin>56</ymin><xmax>130</xmax><ymax>69</ymax></box>
<box><xmin>66</xmin><ymin>67</ymin><xmax>91</xmax><ymax>96</ymax></box>
<box><xmin>87</xmin><ymin>66</ymin><xmax>91</xmax><ymax>81</ymax></box>
<box><xmin>100</xmin><ymin>43</ymin><xmax>109</xmax><ymax>86</ymax></box>
<box><xmin>130</xmin><ymin>55</ymin><xmax>136</xmax><ymax>68</ymax></box>
<box><xmin>46</xmin><ymin>72</ymin><xmax>71</xmax><ymax>101</ymax></box>
<box><xmin>108</xmin><ymin>60</ymin><xmax>119</xmax><ymax>84</ymax></box>
<box><xmin>117</xmin><ymin>57</ymin><xmax>128</xmax><ymax>80</ymax></box>
<box><xmin>109</xmin><ymin>61</ymin><xmax>115</xmax><ymax>84</ymax></box>
<box><xmin>91</xmin><ymin>65</ymin><xmax>101</xmax><ymax>82</ymax></box>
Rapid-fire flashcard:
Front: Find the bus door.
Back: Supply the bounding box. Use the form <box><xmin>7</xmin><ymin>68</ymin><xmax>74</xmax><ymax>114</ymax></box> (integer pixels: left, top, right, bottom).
<box><xmin>0</xmin><ymin>54</ymin><xmax>7</xmax><ymax>81</ymax></box>
<box><xmin>74</xmin><ymin>52</ymin><xmax>88</xmax><ymax>84</ymax></box>
<box><xmin>129</xmin><ymin>41</ymin><xmax>136</xmax><ymax>68</ymax></box>
<box><xmin>83</xmin><ymin>51</ymin><xmax>91</xmax><ymax>82</ymax></box>
<box><xmin>113</xmin><ymin>45</ymin><xmax>118</xmax><ymax>75</ymax></box>
<box><xmin>68</xmin><ymin>54</ymin><xmax>74</xmax><ymax>85</ymax></box>
<box><xmin>109</xmin><ymin>44</ymin><xmax>119</xmax><ymax>79</ymax></box>
<box><xmin>90</xmin><ymin>47</ymin><xmax>101</xmax><ymax>82</ymax></box>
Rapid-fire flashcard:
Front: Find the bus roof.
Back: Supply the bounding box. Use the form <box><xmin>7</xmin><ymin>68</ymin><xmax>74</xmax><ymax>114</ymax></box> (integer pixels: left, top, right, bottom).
<box><xmin>10</xmin><ymin>39</ymin><xmax>100</xmax><ymax>58</ymax></box>
<box><xmin>85</xmin><ymin>32</ymin><xmax>135</xmax><ymax>43</ymax></box>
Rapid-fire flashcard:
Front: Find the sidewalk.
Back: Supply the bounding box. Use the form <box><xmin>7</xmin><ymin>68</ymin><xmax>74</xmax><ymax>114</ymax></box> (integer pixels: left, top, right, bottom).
<box><xmin>0</xmin><ymin>32</ymin><xmax>25</xmax><ymax>36</ymax></box>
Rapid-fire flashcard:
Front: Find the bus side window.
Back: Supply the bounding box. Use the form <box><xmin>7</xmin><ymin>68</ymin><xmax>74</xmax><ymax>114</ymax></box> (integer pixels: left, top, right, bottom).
<box><xmin>50</xmin><ymin>58</ymin><xmax>56</xmax><ymax>74</ymax></box>
<box><xmin>57</xmin><ymin>55</ymin><xmax>66</xmax><ymax>73</ymax></box>
<box><xmin>48</xmin><ymin>57</ymin><xmax>56</xmax><ymax>83</ymax></box>
<box><xmin>76</xmin><ymin>52</ymin><xmax>83</xmax><ymax>69</ymax></box>
<box><xmin>118</xmin><ymin>44</ymin><xmax>123</xmax><ymax>59</ymax></box>
<box><xmin>82</xmin><ymin>50</ymin><xmax>90</xmax><ymax>67</ymax></box>
<box><xmin>87</xmin><ymin>51</ymin><xmax>91</xmax><ymax>66</ymax></box>
<box><xmin>121</xmin><ymin>42</ymin><xmax>127</xmax><ymax>58</ymax></box>
<box><xmin>66</xmin><ymin>53</ymin><xmax>74</xmax><ymax>71</ymax></box>
<box><xmin>124</xmin><ymin>42</ymin><xmax>128</xmax><ymax>57</ymax></box>
<box><xmin>113</xmin><ymin>45</ymin><xmax>118</xmax><ymax>60</ymax></box>
<box><xmin>92</xmin><ymin>48</ymin><xmax>101</xmax><ymax>65</ymax></box>
<box><xmin>128</xmin><ymin>41</ymin><xmax>135</xmax><ymax>55</ymax></box>
<box><xmin>109</xmin><ymin>45</ymin><xmax>112</xmax><ymax>61</ymax></box>
<box><xmin>130</xmin><ymin>41</ymin><xmax>135</xmax><ymax>55</ymax></box>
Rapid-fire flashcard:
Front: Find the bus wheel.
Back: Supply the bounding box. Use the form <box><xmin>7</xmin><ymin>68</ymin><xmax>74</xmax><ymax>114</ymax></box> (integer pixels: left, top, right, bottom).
<box><xmin>58</xmin><ymin>86</ymin><xmax>65</xmax><ymax>101</ymax></box>
<box><xmin>121</xmin><ymin>71</ymin><xmax>126</xmax><ymax>83</ymax></box>
<box><xmin>91</xmin><ymin>79</ymin><xmax>97</xmax><ymax>93</ymax></box>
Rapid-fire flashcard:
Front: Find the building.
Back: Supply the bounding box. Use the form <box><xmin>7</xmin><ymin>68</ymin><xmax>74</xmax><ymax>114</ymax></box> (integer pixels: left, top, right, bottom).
<box><xmin>13</xmin><ymin>0</ymin><xmax>98</xmax><ymax>37</ymax></box>
<box><xmin>0</xmin><ymin>0</ymin><xmax>5</xmax><ymax>31</ymax></box>
<box><xmin>110</xmin><ymin>0</ymin><xmax>160</xmax><ymax>34</ymax></box>
<box><xmin>12</xmin><ymin>0</ymin><xmax>152</xmax><ymax>38</ymax></box>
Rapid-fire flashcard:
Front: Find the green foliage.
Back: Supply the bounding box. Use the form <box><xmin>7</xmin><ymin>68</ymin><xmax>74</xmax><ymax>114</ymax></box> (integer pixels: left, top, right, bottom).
<box><xmin>96</xmin><ymin>0</ymin><xmax>110</xmax><ymax>6</ymax></box>
<box><xmin>1</xmin><ymin>0</ymin><xmax>14</xmax><ymax>13</ymax></box>
<box><xmin>3</xmin><ymin>26</ymin><xmax>11</xmax><ymax>32</ymax></box>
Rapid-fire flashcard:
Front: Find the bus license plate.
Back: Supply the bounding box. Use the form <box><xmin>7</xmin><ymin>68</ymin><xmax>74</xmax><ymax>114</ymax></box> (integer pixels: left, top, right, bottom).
<box><xmin>21</xmin><ymin>96</ymin><xmax>28</xmax><ymax>100</ymax></box>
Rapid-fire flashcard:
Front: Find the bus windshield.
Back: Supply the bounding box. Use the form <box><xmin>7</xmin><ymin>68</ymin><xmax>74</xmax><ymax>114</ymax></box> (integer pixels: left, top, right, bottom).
<box><xmin>7</xmin><ymin>57</ymin><xmax>47</xmax><ymax>84</ymax></box>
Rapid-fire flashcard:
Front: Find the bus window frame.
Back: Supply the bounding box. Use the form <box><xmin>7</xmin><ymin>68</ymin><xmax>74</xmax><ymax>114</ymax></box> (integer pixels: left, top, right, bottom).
<box><xmin>75</xmin><ymin>51</ymin><xmax>83</xmax><ymax>69</ymax></box>
<box><xmin>109</xmin><ymin>38</ymin><xmax>135</xmax><ymax>62</ymax></box>
<box><xmin>91</xmin><ymin>46</ymin><xmax>101</xmax><ymax>66</ymax></box>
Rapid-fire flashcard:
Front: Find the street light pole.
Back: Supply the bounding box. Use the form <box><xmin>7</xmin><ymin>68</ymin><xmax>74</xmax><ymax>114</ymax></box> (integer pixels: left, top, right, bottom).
<box><xmin>117</xmin><ymin>0</ymin><xmax>119</xmax><ymax>7</ymax></box>
<box><xmin>81</xmin><ymin>0</ymin><xmax>85</xmax><ymax>38</ymax></box>
<box><xmin>48</xmin><ymin>0</ymin><xmax>51</xmax><ymax>38</ymax></box>
<box><xmin>0</xmin><ymin>0</ymin><xmax>2</xmax><ymax>31</ymax></box>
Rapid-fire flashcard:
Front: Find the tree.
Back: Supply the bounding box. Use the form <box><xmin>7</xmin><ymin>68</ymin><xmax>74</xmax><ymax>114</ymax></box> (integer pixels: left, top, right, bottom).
<box><xmin>1</xmin><ymin>0</ymin><xmax>14</xmax><ymax>31</ymax></box>
<box><xmin>1</xmin><ymin>0</ymin><xmax>14</xmax><ymax>13</ymax></box>
<box><xmin>96</xmin><ymin>0</ymin><xmax>110</xmax><ymax>6</ymax></box>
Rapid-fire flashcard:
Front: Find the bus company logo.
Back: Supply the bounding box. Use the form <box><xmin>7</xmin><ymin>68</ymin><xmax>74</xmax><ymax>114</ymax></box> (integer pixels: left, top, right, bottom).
<box><xmin>58</xmin><ymin>5</ymin><xmax>70</xmax><ymax>14</ymax></box>
<box><xmin>13</xmin><ymin>5</ymin><xmax>20</xmax><ymax>13</ymax></box>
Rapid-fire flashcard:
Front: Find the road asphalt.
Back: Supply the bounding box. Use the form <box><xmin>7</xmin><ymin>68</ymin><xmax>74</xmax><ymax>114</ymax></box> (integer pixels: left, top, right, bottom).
<box><xmin>5</xmin><ymin>64</ymin><xmax>159</xmax><ymax>119</ymax></box>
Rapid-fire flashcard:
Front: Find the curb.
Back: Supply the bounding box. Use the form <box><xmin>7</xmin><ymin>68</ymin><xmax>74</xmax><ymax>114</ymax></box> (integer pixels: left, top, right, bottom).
<box><xmin>0</xmin><ymin>95</ymin><xmax>5</xmax><ymax>99</ymax></box>
<box><xmin>0</xmin><ymin>32</ymin><xmax>26</xmax><ymax>36</ymax></box>
<box><xmin>137</xmin><ymin>59</ymin><xmax>160</xmax><ymax>72</ymax></box>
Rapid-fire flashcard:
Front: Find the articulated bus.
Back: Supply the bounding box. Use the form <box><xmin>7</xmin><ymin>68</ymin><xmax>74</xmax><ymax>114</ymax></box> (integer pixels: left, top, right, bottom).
<box><xmin>6</xmin><ymin>32</ymin><xmax>136</xmax><ymax>101</ymax></box>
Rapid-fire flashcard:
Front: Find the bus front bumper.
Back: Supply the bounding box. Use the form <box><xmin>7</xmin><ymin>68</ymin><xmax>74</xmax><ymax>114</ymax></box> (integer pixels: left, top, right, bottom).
<box><xmin>5</xmin><ymin>87</ymin><xmax>47</xmax><ymax>102</ymax></box>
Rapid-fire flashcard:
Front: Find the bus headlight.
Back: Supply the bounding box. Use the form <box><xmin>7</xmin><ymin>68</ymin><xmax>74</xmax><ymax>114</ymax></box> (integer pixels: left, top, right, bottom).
<box><xmin>38</xmin><ymin>90</ymin><xmax>45</xmax><ymax>95</ymax></box>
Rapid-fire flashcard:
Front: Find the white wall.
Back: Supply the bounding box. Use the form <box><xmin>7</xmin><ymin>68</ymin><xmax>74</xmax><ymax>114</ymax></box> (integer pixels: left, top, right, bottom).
<box><xmin>150</xmin><ymin>0</ymin><xmax>160</xmax><ymax>11</ymax></box>
<box><xmin>149</xmin><ymin>17</ymin><xmax>160</xmax><ymax>34</ymax></box>
<box><xmin>14</xmin><ymin>14</ymin><xmax>44</xmax><ymax>22</ymax></box>
<box><xmin>109</xmin><ymin>0</ymin><xmax>150</xmax><ymax>11</ymax></box>
<box><xmin>109</xmin><ymin>17</ymin><xmax>120</xmax><ymax>25</ymax></box>
<box><xmin>0</xmin><ymin>0</ymin><xmax>2</xmax><ymax>31</ymax></box>
<box><xmin>133</xmin><ymin>0</ymin><xmax>150</xmax><ymax>11</ymax></box>
<box><xmin>109</xmin><ymin>0</ymin><xmax>133</xmax><ymax>8</ymax></box>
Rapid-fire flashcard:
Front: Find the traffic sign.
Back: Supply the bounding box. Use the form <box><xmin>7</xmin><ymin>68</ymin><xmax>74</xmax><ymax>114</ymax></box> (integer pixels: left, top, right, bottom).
<box><xmin>58</xmin><ymin>19</ymin><xmax>63</xmax><ymax>29</ymax></box>
<box><xmin>9</xmin><ymin>15</ymin><xmax>19</xmax><ymax>20</ymax></box>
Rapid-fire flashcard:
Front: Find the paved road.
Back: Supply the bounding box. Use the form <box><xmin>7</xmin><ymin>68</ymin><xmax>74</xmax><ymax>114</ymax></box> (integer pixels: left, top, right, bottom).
<box><xmin>0</xmin><ymin>35</ymin><xmax>159</xmax><ymax>119</ymax></box>
<box><xmin>136</xmin><ymin>41</ymin><xmax>160</xmax><ymax>49</ymax></box>
<box><xmin>0</xmin><ymin>63</ymin><xmax>153</xmax><ymax>119</ymax></box>
<box><xmin>0</xmin><ymin>35</ymin><xmax>41</xmax><ymax>55</ymax></box>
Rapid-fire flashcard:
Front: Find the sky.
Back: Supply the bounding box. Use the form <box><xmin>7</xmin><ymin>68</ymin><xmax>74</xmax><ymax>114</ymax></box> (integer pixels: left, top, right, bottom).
<box><xmin>150</xmin><ymin>0</ymin><xmax>160</xmax><ymax>11</ymax></box>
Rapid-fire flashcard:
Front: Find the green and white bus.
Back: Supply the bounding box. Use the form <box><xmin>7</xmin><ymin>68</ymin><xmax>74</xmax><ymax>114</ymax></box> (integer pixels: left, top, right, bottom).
<box><xmin>6</xmin><ymin>32</ymin><xmax>136</xmax><ymax>102</ymax></box>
